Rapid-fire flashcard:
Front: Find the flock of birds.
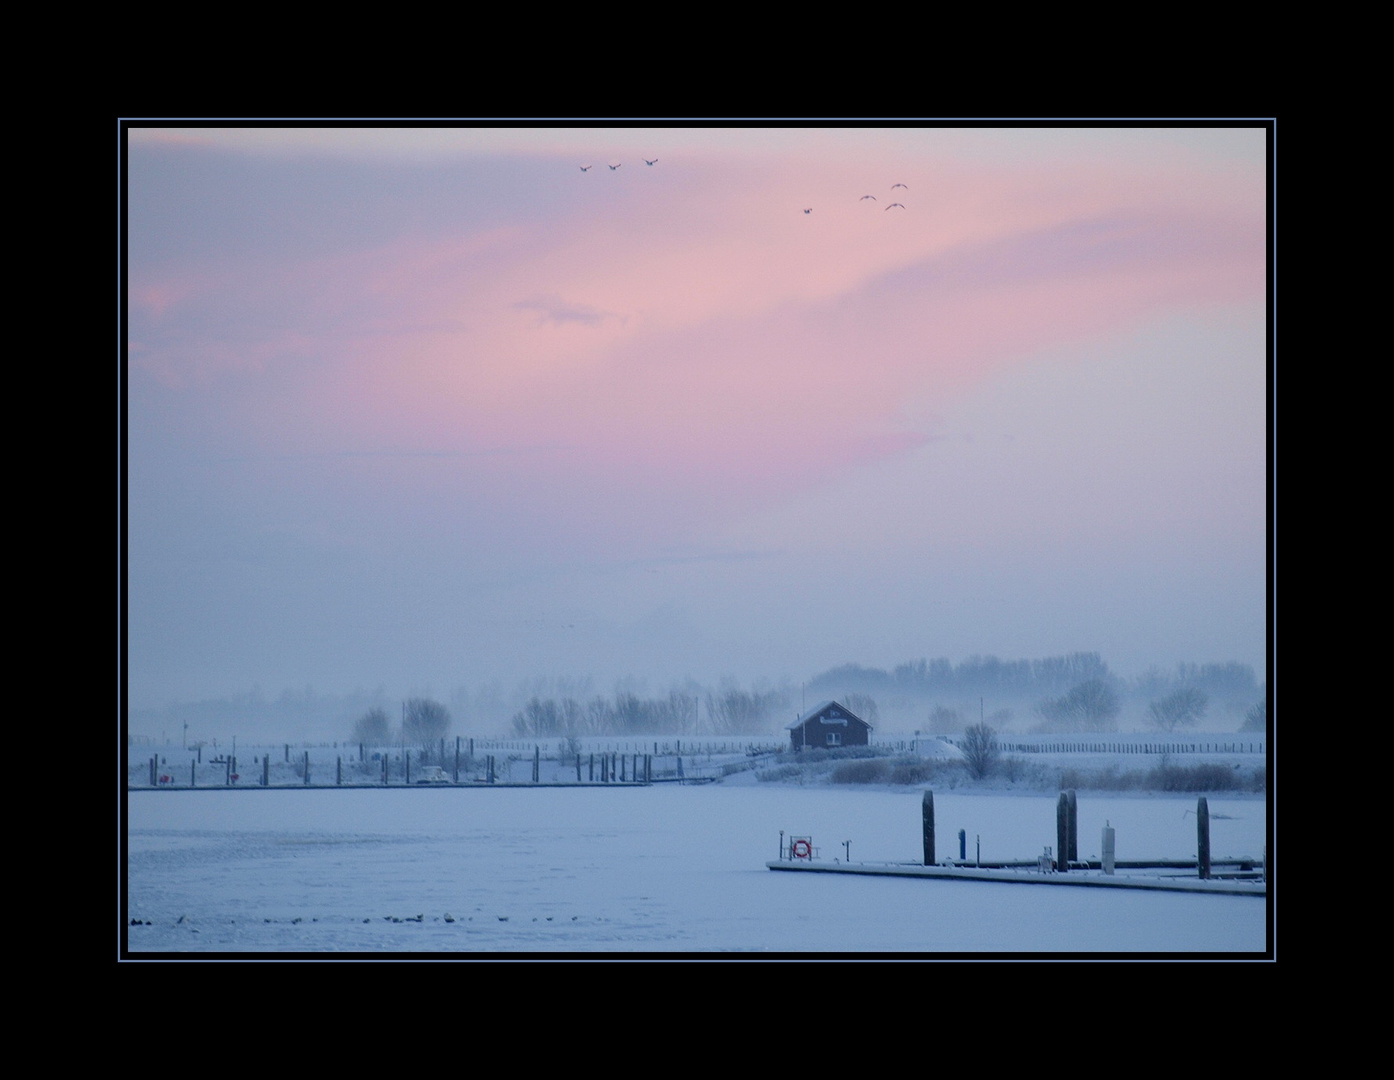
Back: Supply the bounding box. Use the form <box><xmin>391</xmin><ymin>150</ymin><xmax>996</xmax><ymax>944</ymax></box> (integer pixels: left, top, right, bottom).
<box><xmin>578</xmin><ymin>159</ymin><xmax>659</xmax><ymax>171</ymax></box>
<box><xmin>578</xmin><ymin>159</ymin><xmax>909</xmax><ymax>216</ymax></box>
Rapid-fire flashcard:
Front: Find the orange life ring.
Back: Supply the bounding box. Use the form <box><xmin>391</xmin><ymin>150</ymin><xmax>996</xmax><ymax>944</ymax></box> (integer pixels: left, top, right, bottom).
<box><xmin>791</xmin><ymin>839</ymin><xmax>812</xmax><ymax>859</ymax></box>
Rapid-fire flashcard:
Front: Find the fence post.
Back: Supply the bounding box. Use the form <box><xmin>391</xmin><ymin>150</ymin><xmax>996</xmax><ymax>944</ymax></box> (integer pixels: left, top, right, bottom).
<box><xmin>922</xmin><ymin>790</ymin><xmax>935</xmax><ymax>866</ymax></box>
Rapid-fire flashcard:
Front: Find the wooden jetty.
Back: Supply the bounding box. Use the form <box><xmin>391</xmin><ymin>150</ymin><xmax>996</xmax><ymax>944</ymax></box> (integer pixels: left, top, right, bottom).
<box><xmin>766</xmin><ymin>859</ymin><xmax>1265</xmax><ymax>896</ymax></box>
<box><xmin>768</xmin><ymin>789</ymin><xmax>1267</xmax><ymax>897</ymax></box>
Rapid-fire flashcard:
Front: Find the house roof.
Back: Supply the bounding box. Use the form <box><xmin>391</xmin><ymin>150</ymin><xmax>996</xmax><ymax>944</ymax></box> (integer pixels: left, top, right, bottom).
<box><xmin>785</xmin><ymin>699</ymin><xmax>871</xmax><ymax>730</ymax></box>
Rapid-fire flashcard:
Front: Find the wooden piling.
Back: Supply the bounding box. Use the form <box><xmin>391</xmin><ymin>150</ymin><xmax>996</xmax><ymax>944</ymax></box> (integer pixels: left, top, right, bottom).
<box><xmin>1056</xmin><ymin>792</ymin><xmax>1069</xmax><ymax>872</ymax></box>
<box><xmin>922</xmin><ymin>790</ymin><xmax>935</xmax><ymax>866</ymax></box>
<box><xmin>1067</xmin><ymin>789</ymin><xmax>1078</xmax><ymax>864</ymax></box>
<box><xmin>1197</xmin><ymin>796</ymin><xmax>1211</xmax><ymax>880</ymax></box>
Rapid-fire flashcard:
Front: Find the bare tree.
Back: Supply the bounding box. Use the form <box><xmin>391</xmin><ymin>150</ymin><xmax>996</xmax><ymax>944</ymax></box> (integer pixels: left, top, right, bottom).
<box><xmin>1241</xmin><ymin>698</ymin><xmax>1266</xmax><ymax>732</ymax></box>
<box><xmin>962</xmin><ymin>723</ymin><xmax>999</xmax><ymax>780</ymax></box>
<box><xmin>352</xmin><ymin>706</ymin><xmax>390</xmax><ymax>745</ymax></box>
<box><xmin>1037</xmin><ymin>678</ymin><xmax>1121</xmax><ymax>732</ymax></box>
<box><xmin>402</xmin><ymin>697</ymin><xmax>451</xmax><ymax>746</ymax></box>
<box><xmin>1147</xmin><ymin>687</ymin><xmax>1208</xmax><ymax>731</ymax></box>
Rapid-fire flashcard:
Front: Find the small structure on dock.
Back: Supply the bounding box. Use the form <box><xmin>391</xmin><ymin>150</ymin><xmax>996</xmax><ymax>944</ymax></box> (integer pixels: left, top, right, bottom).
<box><xmin>787</xmin><ymin>700</ymin><xmax>871</xmax><ymax>750</ymax></box>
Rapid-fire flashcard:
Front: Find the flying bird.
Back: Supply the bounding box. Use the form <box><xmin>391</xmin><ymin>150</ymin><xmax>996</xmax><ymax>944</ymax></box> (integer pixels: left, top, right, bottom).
<box><xmin>644</xmin><ymin>158</ymin><xmax>658</xmax><ymax>166</ymax></box>
<box><xmin>885</xmin><ymin>202</ymin><xmax>905</xmax><ymax>210</ymax></box>
<box><xmin>608</xmin><ymin>163</ymin><xmax>621</xmax><ymax>170</ymax></box>
<box><xmin>892</xmin><ymin>183</ymin><xmax>908</xmax><ymax>190</ymax></box>
<box><xmin>803</xmin><ymin>207</ymin><xmax>812</xmax><ymax>214</ymax></box>
<box><xmin>860</xmin><ymin>194</ymin><xmax>876</xmax><ymax>201</ymax></box>
<box><xmin>579</xmin><ymin>165</ymin><xmax>593</xmax><ymax>172</ymax></box>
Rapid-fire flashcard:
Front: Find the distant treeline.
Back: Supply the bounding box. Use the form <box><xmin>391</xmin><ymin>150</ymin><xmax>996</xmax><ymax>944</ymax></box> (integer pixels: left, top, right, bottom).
<box><xmin>510</xmin><ymin>687</ymin><xmax>790</xmax><ymax>738</ymax></box>
<box><xmin>808</xmin><ymin>653</ymin><xmax>1259</xmax><ymax>703</ymax></box>
<box><xmin>131</xmin><ymin>654</ymin><xmax>1266</xmax><ymax>743</ymax></box>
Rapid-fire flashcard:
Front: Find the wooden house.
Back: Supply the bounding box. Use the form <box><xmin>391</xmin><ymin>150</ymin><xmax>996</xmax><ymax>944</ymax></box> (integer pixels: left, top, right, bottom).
<box><xmin>786</xmin><ymin>700</ymin><xmax>871</xmax><ymax>750</ymax></box>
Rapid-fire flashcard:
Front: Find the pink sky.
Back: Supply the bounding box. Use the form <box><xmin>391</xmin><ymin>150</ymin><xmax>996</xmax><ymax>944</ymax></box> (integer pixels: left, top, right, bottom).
<box><xmin>125</xmin><ymin>124</ymin><xmax>1269</xmax><ymax>706</ymax></box>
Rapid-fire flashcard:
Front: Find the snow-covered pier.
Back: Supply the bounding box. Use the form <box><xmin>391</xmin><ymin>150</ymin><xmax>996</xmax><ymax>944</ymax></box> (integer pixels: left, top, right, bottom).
<box><xmin>765</xmin><ymin>859</ymin><xmax>1266</xmax><ymax>895</ymax></box>
<box><xmin>768</xmin><ymin>787</ymin><xmax>1267</xmax><ymax>896</ymax></box>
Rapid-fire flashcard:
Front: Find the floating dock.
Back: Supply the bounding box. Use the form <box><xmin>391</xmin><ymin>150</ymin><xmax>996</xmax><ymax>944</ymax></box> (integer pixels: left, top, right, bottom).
<box><xmin>765</xmin><ymin>859</ymin><xmax>1265</xmax><ymax>896</ymax></box>
<box><xmin>767</xmin><ymin>789</ymin><xmax>1267</xmax><ymax>896</ymax></box>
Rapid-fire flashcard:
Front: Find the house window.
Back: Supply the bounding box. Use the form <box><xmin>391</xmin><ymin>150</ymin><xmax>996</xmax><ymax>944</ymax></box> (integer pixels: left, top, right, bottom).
<box><xmin>826</xmin><ymin>732</ymin><xmax>842</xmax><ymax>746</ymax></box>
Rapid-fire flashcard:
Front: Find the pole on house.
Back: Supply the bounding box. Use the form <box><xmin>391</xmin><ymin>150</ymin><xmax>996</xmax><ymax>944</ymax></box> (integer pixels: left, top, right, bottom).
<box><xmin>1197</xmin><ymin>796</ymin><xmax>1211</xmax><ymax>879</ymax></box>
<box><xmin>1056</xmin><ymin>792</ymin><xmax>1069</xmax><ymax>872</ymax></box>
<box><xmin>922</xmin><ymin>790</ymin><xmax>935</xmax><ymax>866</ymax></box>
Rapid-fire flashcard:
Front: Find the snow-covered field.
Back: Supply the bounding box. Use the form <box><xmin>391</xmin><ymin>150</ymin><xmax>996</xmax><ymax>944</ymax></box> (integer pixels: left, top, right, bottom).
<box><xmin>124</xmin><ymin>746</ymin><xmax>1270</xmax><ymax>957</ymax></box>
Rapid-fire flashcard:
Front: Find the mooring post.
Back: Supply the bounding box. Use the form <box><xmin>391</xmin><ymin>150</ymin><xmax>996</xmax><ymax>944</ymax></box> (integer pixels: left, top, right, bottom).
<box><xmin>1197</xmin><ymin>796</ymin><xmax>1211</xmax><ymax>879</ymax></box>
<box><xmin>922</xmin><ymin>790</ymin><xmax>935</xmax><ymax>866</ymax></box>
<box><xmin>1056</xmin><ymin>792</ymin><xmax>1069</xmax><ymax>872</ymax></box>
<box><xmin>959</xmin><ymin>828</ymin><xmax>966</xmax><ymax>861</ymax></box>
<box><xmin>263</xmin><ymin>755</ymin><xmax>269</xmax><ymax>786</ymax></box>
<box><xmin>191</xmin><ymin>760</ymin><xmax>196</xmax><ymax>787</ymax></box>
<box><xmin>1067</xmin><ymin>789</ymin><xmax>1078</xmax><ymax>864</ymax></box>
<box><xmin>455</xmin><ymin>738</ymin><xmax>460</xmax><ymax>783</ymax></box>
<box><xmin>589</xmin><ymin>753</ymin><xmax>594</xmax><ymax>782</ymax></box>
<box><xmin>304</xmin><ymin>750</ymin><xmax>310</xmax><ymax>786</ymax></box>
<box><xmin>576</xmin><ymin>754</ymin><xmax>582</xmax><ymax>782</ymax></box>
<box><xmin>1102</xmin><ymin>820</ymin><xmax>1116</xmax><ymax>875</ymax></box>
<box><xmin>337</xmin><ymin>756</ymin><xmax>342</xmax><ymax>786</ymax></box>
<box><xmin>533</xmin><ymin>745</ymin><xmax>540</xmax><ymax>783</ymax></box>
